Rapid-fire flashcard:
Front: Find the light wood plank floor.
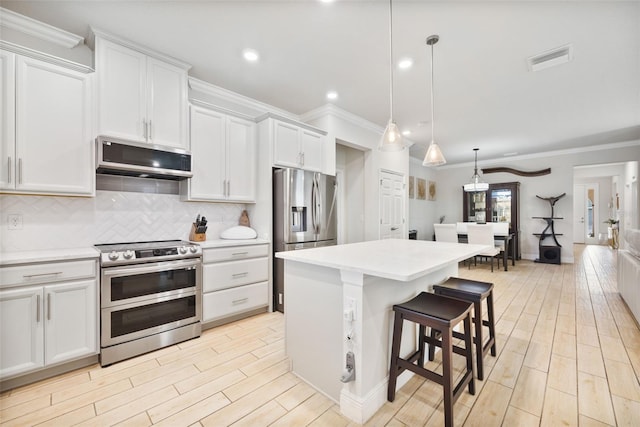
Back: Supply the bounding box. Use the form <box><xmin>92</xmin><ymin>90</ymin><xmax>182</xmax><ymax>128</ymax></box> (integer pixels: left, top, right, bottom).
<box><xmin>1</xmin><ymin>244</ymin><xmax>639</xmax><ymax>426</ymax></box>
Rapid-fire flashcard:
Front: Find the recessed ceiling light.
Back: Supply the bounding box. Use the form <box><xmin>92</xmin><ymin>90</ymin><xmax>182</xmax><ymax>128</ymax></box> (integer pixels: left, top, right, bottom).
<box><xmin>326</xmin><ymin>91</ymin><xmax>338</xmax><ymax>100</ymax></box>
<box><xmin>402</xmin><ymin>130</ymin><xmax>411</xmax><ymax>136</ymax></box>
<box><xmin>242</xmin><ymin>49</ymin><xmax>259</xmax><ymax>62</ymax></box>
<box><xmin>398</xmin><ymin>58</ymin><xmax>413</xmax><ymax>69</ymax></box>
<box><xmin>319</xmin><ymin>0</ymin><xmax>335</xmax><ymax>3</ymax></box>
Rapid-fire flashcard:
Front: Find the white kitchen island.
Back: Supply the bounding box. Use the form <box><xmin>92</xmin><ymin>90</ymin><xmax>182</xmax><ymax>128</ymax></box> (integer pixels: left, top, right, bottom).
<box><xmin>275</xmin><ymin>239</ymin><xmax>488</xmax><ymax>423</ymax></box>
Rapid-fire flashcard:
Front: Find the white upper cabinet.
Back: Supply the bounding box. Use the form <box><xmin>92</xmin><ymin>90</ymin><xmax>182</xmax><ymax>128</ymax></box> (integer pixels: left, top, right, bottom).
<box><xmin>0</xmin><ymin>50</ymin><xmax>15</xmax><ymax>190</ymax></box>
<box><xmin>182</xmin><ymin>105</ymin><xmax>256</xmax><ymax>202</ymax></box>
<box><xmin>0</xmin><ymin>51</ymin><xmax>94</xmax><ymax>196</ymax></box>
<box><xmin>259</xmin><ymin>115</ymin><xmax>326</xmax><ymax>173</ymax></box>
<box><xmin>95</xmin><ymin>35</ymin><xmax>190</xmax><ymax>150</ymax></box>
<box><xmin>226</xmin><ymin>116</ymin><xmax>256</xmax><ymax>201</ymax></box>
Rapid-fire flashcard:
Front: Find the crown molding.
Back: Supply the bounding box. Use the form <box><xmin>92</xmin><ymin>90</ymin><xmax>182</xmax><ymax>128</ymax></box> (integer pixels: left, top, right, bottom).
<box><xmin>91</xmin><ymin>27</ymin><xmax>191</xmax><ymax>70</ymax></box>
<box><xmin>0</xmin><ymin>7</ymin><xmax>84</xmax><ymax>48</ymax></box>
<box><xmin>300</xmin><ymin>104</ymin><xmax>383</xmax><ymax>135</ymax></box>
<box><xmin>0</xmin><ymin>41</ymin><xmax>94</xmax><ymax>74</ymax></box>
<box><xmin>438</xmin><ymin>139</ymin><xmax>640</xmax><ymax>170</ymax></box>
<box><xmin>189</xmin><ymin>99</ymin><xmax>257</xmax><ymax>122</ymax></box>
<box><xmin>188</xmin><ymin>77</ymin><xmax>297</xmax><ymax>120</ymax></box>
<box><xmin>256</xmin><ymin>112</ymin><xmax>327</xmax><ymax>135</ymax></box>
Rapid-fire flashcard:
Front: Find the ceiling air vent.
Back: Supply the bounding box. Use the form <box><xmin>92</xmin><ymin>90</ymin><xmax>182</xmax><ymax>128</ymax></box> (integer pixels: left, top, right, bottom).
<box><xmin>527</xmin><ymin>44</ymin><xmax>573</xmax><ymax>72</ymax></box>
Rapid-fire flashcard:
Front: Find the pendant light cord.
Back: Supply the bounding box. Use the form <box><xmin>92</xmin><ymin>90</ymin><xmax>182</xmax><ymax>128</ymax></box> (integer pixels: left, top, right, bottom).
<box><xmin>388</xmin><ymin>0</ymin><xmax>394</xmax><ymax>122</ymax></box>
<box><xmin>430</xmin><ymin>39</ymin><xmax>434</xmax><ymax>143</ymax></box>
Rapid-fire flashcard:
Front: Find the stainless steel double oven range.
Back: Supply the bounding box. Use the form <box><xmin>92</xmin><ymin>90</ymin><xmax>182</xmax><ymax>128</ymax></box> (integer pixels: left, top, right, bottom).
<box><xmin>95</xmin><ymin>240</ymin><xmax>202</xmax><ymax>366</ymax></box>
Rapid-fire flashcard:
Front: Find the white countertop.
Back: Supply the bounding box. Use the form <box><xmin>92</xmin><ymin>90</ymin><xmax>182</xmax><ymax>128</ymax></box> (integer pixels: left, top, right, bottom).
<box><xmin>0</xmin><ymin>247</ymin><xmax>100</xmax><ymax>266</ymax></box>
<box><xmin>0</xmin><ymin>239</ymin><xmax>270</xmax><ymax>266</ymax></box>
<box><xmin>275</xmin><ymin>239</ymin><xmax>489</xmax><ymax>282</ymax></box>
<box><xmin>194</xmin><ymin>238</ymin><xmax>270</xmax><ymax>249</ymax></box>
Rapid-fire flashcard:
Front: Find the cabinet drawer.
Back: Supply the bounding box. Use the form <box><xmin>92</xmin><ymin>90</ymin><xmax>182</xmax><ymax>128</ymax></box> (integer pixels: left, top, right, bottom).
<box><xmin>0</xmin><ymin>260</ymin><xmax>97</xmax><ymax>288</ymax></box>
<box><xmin>203</xmin><ymin>244</ymin><xmax>268</xmax><ymax>263</ymax></box>
<box><xmin>202</xmin><ymin>281</ymin><xmax>268</xmax><ymax>322</ymax></box>
<box><xmin>203</xmin><ymin>258</ymin><xmax>268</xmax><ymax>292</ymax></box>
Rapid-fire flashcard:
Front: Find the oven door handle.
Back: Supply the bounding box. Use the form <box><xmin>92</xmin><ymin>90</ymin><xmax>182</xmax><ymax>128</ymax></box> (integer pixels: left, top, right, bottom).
<box><xmin>102</xmin><ymin>259</ymin><xmax>201</xmax><ymax>277</ymax></box>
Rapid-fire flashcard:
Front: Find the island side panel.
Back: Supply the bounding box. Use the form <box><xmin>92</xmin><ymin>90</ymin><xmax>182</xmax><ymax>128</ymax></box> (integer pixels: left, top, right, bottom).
<box><xmin>283</xmin><ymin>259</ymin><xmax>344</xmax><ymax>402</ymax></box>
<box><xmin>340</xmin><ymin>262</ymin><xmax>459</xmax><ymax>424</ymax></box>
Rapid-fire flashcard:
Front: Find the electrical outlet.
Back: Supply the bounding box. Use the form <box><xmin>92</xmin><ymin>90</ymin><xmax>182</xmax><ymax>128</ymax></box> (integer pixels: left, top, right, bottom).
<box><xmin>8</xmin><ymin>214</ymin><xmax>23</xmax><ymax>230</ymax></box>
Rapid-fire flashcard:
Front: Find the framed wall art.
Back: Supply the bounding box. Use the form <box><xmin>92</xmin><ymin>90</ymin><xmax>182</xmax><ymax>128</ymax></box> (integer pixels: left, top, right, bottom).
<box><xmin>416</xmin><ymin>178</ymin><xmax>427</xmax><ymax>200</ymax></box>
<box><xmin>428</xmin><ymin>181</ymin><xmax>436</xmax><ymax>201</ymax></box>
<box><xmin>408</xmin><ymin>176</ymin><xmax>415</xmax><ymax>199</ymax></box>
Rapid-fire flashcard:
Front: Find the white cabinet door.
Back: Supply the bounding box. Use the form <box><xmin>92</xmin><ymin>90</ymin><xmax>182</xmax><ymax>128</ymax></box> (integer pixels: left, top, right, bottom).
<box><xmin>0</xmin><ymin>286</ymin><xmax>44</xmax><ymax>378</ymax></box>
<box><xmin>146</xmin><ymin>57</ymin><xmax>188</xmax><ymax>149</ymax></box>
<box><xmin>0</xmin><ymin>50</ymin><xmax>15</xmax><ymax>190</ymax></box>
<box><xmin>96</xmin><ymin>38</ymin><xmax>146</xmax><ymax>142</ymax></box>
<box><xmin>300</xmin><ymin>129</ymin><xmax>323</xmax><ymax>172</ymax></box>
<box><xmin>273</xmin><ymin>120</ymin><xmax>301</xmax><ymax>168</ymax></box>
<box><xmin>184</xmin><ymin>107</ymin><xmax>256</xmax><ymax>202</ymax></box>
<box><xmin>44</xmin><ymin>280</ymin><xmax>97</xmax><ymax>366</ymax></box>
<box><xmin>15</xmin><ymin>56</ymin><xmax>93</xmax><ymax>195</ymax></box>
<box><xmin>226</xmin><ymin>116</ymin><xmax>256</xmax><ymax>202</ymax></box>
<box><xmin>188</xmin><ymin>106</ymin><xmax>226</xmax><ymax>200</ymax></box>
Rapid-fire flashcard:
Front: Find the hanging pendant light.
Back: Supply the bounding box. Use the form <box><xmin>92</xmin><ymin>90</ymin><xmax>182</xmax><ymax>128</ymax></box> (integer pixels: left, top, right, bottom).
<box><xmin>422</xmin><ymin>35</ymin><xmax>446</xmax><ymax>166</ymax></box>
<box><xmin>463</xmin><ymin>148</ymin><xmax>489</xmax><ymax>192</ymax></box>
<box><xmin>378</xmin><ymin>0</ymin><xmax>404</xmax><ymax>152</ymax></box>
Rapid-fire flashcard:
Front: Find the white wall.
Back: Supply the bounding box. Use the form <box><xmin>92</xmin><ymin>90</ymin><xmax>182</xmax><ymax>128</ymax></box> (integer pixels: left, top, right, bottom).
<box><xmin>408</xmin><ymin>157</ymin><xmax>438</xmax><ymax>241</ymax></box>
<box><xmin>336</xmin><ymin>144</ymin><xmax>365</xmax><ymax>244</ymax></box>
<box><xmin>434</xmin><ymin>142</ymin><xmax>640</xmax><ymax>263</ymax></box>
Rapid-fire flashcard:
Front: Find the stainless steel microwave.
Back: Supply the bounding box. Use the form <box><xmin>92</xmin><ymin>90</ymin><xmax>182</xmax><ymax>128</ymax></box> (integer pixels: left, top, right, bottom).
<box><xmin>95</xmin><ymin>136</ymin><xmax>192</xmax><ymax>180</ymax></box>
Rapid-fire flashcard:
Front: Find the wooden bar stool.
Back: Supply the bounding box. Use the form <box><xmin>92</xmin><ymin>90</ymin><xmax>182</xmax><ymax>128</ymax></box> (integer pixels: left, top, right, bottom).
<box><xmin>430</xmin><ymin>277</ymin><xmax>497</xmax><ymax>381</ymax></box>
<box><xmin>388</xmin><ymin>292</ymin><xmax>475</xmax><ymax>427</ymax></box>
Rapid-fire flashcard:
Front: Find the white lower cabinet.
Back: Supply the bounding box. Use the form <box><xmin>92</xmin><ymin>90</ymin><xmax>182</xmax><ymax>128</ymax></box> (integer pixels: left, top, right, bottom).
<box><xmin>201</xmin><ymin>244</ymin><xmax>269</xmax><ymax>324</ymax></box>
<box><xmin>0</xmin><ymin>260</ymin><xmax>98</xmax><ymax>379</ymax></box>
<box><xmin>0</xmin><ymin>286</ymin><xmax>44</xmax><ymax>377</ymax></box>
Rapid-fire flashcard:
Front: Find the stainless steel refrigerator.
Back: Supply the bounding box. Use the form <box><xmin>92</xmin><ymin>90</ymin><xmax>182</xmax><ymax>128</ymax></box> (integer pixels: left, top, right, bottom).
<box><xmin>273</xmin><ymin>168</ymin><xmax>337</xmax><ymax>312</ymax></box>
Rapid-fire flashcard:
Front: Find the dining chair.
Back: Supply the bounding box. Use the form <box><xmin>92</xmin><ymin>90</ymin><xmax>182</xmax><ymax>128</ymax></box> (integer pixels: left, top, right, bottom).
<box><xmin>434</xmin><ymin>224</ymin><xmax>459</xmax><ymax>243</ymax></box>
<box><xmin>456</xmin><ymin>222</ymin><xmax>468</xmax><ymax>234</ymax></box>
<box><xmin>466</xmin><ymin>224</ymin><xmax>501</xmax><ymax>272</ymax></box>
<box><xmin>492</xmin><ymin>222</ymin><xmax>509</xmax><ymax>252</ymax></box>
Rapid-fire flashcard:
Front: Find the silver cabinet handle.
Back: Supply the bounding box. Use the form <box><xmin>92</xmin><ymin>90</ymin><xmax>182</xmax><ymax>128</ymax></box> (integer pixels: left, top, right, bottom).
<box><xmin>227</xmin><ymin>180</ymin><xmax>231</xmax><ymax>197</ymax></box>
<box><xmin>232</xmin><ymin>297</ymin><xmax>248</xmax><ymax>305</ymax></box>
<box><xmin>47</xmin><ymin>294</ymin><xmax>51</xmax><ymax>321</ymax></box>
<box><xmin>148</xmin><ymin>120</ymin><xmax>152</xmax><ymax>140</ymax></box>
<box><xmin>7</xmin><ymin>157</ymin><xmax>11</xmax><ymax>184</ymax></box>
<box><xmin>18</xmin><ymin>158</ymin><xmax>22</xmax><ymax>184</ymax></box>
<box><xmin>223</xmin><ymin>179</ymin><xmax>227</xmax><ymax>197</ymax></box>
<box><xmin>143</xmin><ymin>119</ymin><xmax>147</xmax><ymax>140</ymax></box>
<box><xmin>391</xmin><ymin>227</ymin><xmax>399</xmax><ymax>231</ymax></box>
<box><xmin>231</xmin><ymin>252</ymin><xmax>249</xmax><ymax>256</ymax></box>
<box><xmin>23</xmin><ymin>272</ymin><xmax>62</xmax><ymax>279</ymax></box>
<box><xmin>36</xmin><ymin>294</ymin><xmax>41</xmax><ymax>323</ymax></box>
<box><xmin>232</xmin><ymin>272</ymin><xmax>249</xmax><ymax>278</ymax></box>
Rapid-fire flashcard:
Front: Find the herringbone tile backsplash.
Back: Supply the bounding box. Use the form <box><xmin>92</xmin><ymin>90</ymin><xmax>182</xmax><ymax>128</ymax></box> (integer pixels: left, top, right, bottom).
<box><xmin>1</xmin><ymin>191</ymin><xmax>245</xmax><ymax>251</ymax></box>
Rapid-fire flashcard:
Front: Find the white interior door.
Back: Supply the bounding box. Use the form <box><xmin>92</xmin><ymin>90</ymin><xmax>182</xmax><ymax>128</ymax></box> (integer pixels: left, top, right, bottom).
<box><xmin>585</xmin><ymin>183</ymin><xmax>599</xmax><ymax>245</ymax></box>
<box><xmin>379</xmin><ymin>170</ymin><xmax>405</xmax><ymax>239</ymax></box>
<box><xmin>574</xmin><ymin>183</ymin><xmax>600</xmax><ymax>244</ymax></box>
<box><xmin>573</xmin><ymin>184</ymin><xmax>585</xmax><ymax>244</ymax></box>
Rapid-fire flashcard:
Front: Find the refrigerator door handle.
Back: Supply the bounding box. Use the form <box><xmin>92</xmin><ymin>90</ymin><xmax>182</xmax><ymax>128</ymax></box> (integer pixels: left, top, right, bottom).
<box><xmin>311</xmin><ymin>176</ymin><xmax>317</xmax><ymax>234</ymax></box>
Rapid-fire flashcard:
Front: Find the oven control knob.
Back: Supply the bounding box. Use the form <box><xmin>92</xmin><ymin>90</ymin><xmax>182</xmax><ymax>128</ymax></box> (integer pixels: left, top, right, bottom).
<box><xmin>179</xmin><ymin>246</ymin><xmax>188</xmax><ymax>254</ymax></box>
<box><xmin>189</xmin><ymin>245</ymin><xmax>198</xmax><ymax>253</ymax></box>
<box><xmin>108</xmin><ymin>251</ymin><xmax>119</xmax><ymax>261</ymax></box>
<box><xmin>123</xmin><ymin>250</ymin><xmax>134</xmax><ymax>259</ymax></box>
